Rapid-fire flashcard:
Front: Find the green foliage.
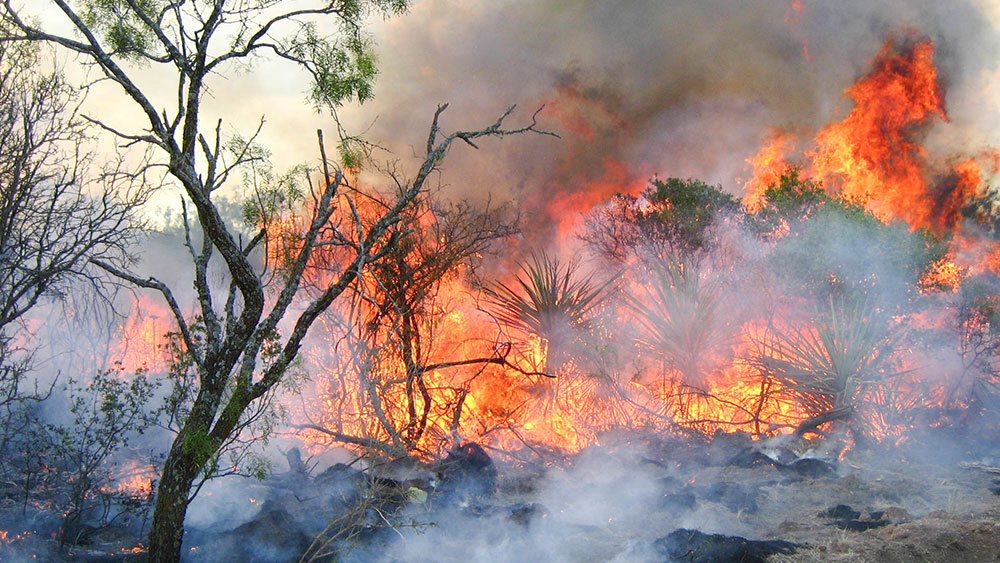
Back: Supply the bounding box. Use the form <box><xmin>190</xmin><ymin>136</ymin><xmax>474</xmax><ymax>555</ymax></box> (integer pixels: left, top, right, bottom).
<box><xmin>50</xmin><ymin>366</ymin><xmax>159</xmax><ymax>542</ymax></box>
<box><xmin>338</xmin><ymin>137</ymin><xmax>365</xmax><ymax>172</ymax></box>
<box><xmin>583</xmin><ymin>177</ymin><xmax>741</xmax><ymax>265</ymax></box>
<box><xmin>282</xmin><ymin>0</ymin><xmax>411</xmax><ymax>110</ymax></box>
<box><xmin>642</xmin><ymin>177</ymin><xmax>742</xmax><ymax>257</ymax></box>
<box><xmin>750</xmin><ymin>168</ymin><xmax>830</xmax><ymax>234</ymax></box>
<box><xmin>231</xmin><ymin>138</ymin><xmax>306</xmax><ymax>229</ymax></box>
<box><xmin>284</xmin><ymin>20</ymin><xmax>379</xmax><ymax>108</ymax></box>
<box><xmin>82</xmin><ymin>0</ymin><xmax>162</xmax><ymax>61</ymax></box>
<box><xmin>54</xmin><ymin>367</ymin><xmax>159</xmax><ymax>464</ymax></box>
<box><xmin>759</xmin><ymin>170</ymin><xmax>946</xmax><ymax>306</ymax></box>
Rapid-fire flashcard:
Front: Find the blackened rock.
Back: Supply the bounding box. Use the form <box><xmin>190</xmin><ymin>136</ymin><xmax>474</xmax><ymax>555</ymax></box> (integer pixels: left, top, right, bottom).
<box><xmin>653</xmin><ymin>528</ymin><xmax>798</xmax><ymax>563</ymax></box>
<box><xmin>661</xmin><ymin>490</ymin><xmax>697</xmax><ymax>512</ymax></box>
<box><xmin>707</xmin><ymin>431</ymin><xmax>755</xmax><ymax>466</ymax></box>
<box><xmin>507</xmin><ymin>502</ymin><xmax>547</xmax><ymax>526</ymax></box>
<box><xmin>821</xmin><ymin>504</ymin><xmax>860</xmax><ymax>520</ymax></box>
<box><xmin>830</xmin><ymin>519</ymin><xmax>890</xmax><ymax>532</ymax></box>
<box><xmin>785</xmin><ymin>457</ymin><xmax>836</xmax><ymax>478</ymax></box>
<box><xmin>700</xmin><ymin>481</ymin><xmax>761</xmax><ymax>513</ymax></box>
<box><xmin>314</xmin><ymin>462</ymin><xmax>365</xmax><ymax>489</ymax></box>
<box><xmin>456</xmin><ymin>501</ymin><xmax>547</xmax><ymax>527</ymax></box>
<box><xmin>216</xmin><ymin>508</ymin><xmax>311</xmax><ymax>563</ymax></box>
<box><xmin>726</xmin><ymin>449</ymin><xmax>779</xmax><ymax>469</ymax></box>
<box><xmin>434</xmin><ymin>442</ymin><xmax>497</xmax><ymax>502</ymax></box>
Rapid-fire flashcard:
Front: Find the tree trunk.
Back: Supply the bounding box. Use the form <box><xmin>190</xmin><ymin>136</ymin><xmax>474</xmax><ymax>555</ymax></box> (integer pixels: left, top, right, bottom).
<box><xmin>147</xmin><ymin>438</ymin><xmax>205</xmax><ymax>562</ymax></box>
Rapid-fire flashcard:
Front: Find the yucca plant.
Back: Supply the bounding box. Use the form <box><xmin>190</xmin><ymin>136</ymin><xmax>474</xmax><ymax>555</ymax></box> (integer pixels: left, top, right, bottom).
<box><xmin>484</xmin><ymin>251</ymin><xmax>614</xmax><ymax>372</ymax></box>
<box><xmin>750</xmin><ymin>295</ymin><xmax>904</xmax><ymax>432</ymax></box>
<box><xmin>626</xmin><ymin>259</ymin><xmax>732</xmax><ymax>386</ymax></box>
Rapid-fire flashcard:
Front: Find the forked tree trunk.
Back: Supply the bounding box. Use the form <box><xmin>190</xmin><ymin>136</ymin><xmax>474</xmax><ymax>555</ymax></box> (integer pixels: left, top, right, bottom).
<box><xmin>147</xmin><ymin>432</ymin><xmax>210</xmax><ymax>562</ymax></box>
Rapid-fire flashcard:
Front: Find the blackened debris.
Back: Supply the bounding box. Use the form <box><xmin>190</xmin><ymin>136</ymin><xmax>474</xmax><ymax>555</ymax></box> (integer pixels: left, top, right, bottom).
<box><xmin>726</xmin><ymin>449</ymin><xmax>780</xmax><ymax>469</ymax></box>
<box><xmin>434</xmin><ymin>442</ymin><xmax>498</xmax><ymax>502</ymax></box>
<box><xmin>700</xmin><ymin>481</ymin><xmax>763</xmax><ymax>513</ymax></box>
<box><xmin>653</xmin><ymin>528</ymin><xmax>799</xmax><ymax>563</ymax></box>
<box><xmin>819</xmin><ymin>504</ymin><xmax>891</xmax><ymax>531</ymax></box>
<box><xmin>784</xmin><ymin>457</ymin><xmax>835</xmax><ymax>478</ymax></box>
<box><xmin>822</xmin><ymin>504</ymin><xmax>861</xmax><ymax>520</ymax></box>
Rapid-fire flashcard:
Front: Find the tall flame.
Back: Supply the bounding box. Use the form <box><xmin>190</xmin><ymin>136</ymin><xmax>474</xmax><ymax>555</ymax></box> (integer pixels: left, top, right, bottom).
<box><xmin>743</xmin><ymin>37</ymin><xmax>988</xmax><ymax>233</ymax></box>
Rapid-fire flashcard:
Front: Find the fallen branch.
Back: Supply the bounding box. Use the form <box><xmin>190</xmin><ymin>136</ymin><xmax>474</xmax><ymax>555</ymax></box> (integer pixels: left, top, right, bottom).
<box><xmin>288</xmin><ymin>424</ymin><xmax>397</xmax><ymax>455</ymax></box>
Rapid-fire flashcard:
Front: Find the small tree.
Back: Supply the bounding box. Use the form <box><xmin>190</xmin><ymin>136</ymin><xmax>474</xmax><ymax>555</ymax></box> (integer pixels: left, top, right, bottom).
<box><xmin>583</xmin><ymin>178</ymin><xmax>741</xmax><ymax>387</ymax></box>
<box><xmin>48</xmin><ymin>367</ymin><xmax>158</xmax><ymax>546</ymax></box>
<box><xmin>582</xmin><ymin>177</ymin><xmax>742</xmax><ymax>266</ymax></box>
<box><xmin>748</xmin><ymin>170</ymin><xmax>945</xmax><ymax>437</ymax></box>
<box><xmin>305</xmin><ymin>195</ymin><xmax>522</xmax><ymax>455</ymax></box>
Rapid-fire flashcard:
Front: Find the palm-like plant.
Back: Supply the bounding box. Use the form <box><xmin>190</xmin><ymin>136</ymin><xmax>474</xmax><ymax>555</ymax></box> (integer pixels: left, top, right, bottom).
<box><xmin>750</xmin><ymin>295</ymin><xmax>903</xmax><ymax>428</ymax></box>
<box><xmin>484</xmin><ymin>252</ymin><xmax>613</xmax><ymax>372</ymax></box>
<box><xmin>626</xmin><ymin>259</ymin><xmax>732</xmax><ymax>386</ymax></box>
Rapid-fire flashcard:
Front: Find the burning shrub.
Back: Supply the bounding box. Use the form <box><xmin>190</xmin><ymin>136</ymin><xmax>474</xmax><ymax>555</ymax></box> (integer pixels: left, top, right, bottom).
<box><xmin>303</xmin><ymin>195</ymin><xmax>526</xmax><ymax>456</ymax></box>
<box><xmin>749</xmin><ymin>296</ymin><xmax>906</xmax><ymax>439</ymax></box>
<box><xmin>626</xmin><ymin>259</ymin><xmax>735</xmax><ymax>387</ymax></box>
<box><xmin>758</xmin><ymin>169</ymin><xmax>946</xmax><ymax>307</ymax></box>
<box><xmin>947</xmin><ymin>273</ymin><xmax>1000</xmax><ymax>414</ymax></box>
<box><xmin>49</xmin><ymin>368</ymin><xmax>159</xmax><ymax>546</ymax></box>
<box><xmin>583</xmin><ymin>177</ymin><xmax>743</xmax><ymax>265</ymax></box>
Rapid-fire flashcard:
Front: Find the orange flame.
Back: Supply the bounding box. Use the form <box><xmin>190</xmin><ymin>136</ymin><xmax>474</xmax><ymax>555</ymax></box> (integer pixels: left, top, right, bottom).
<box><xmin>743</xmin><ymin>37</ymin><xmax>990</xmax><ymax>234</ymax></box>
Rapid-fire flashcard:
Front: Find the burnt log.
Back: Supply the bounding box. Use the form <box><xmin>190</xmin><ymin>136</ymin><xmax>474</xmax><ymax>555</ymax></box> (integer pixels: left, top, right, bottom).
<box><xmin>794</xmin><ymin>405</ymin><xmax>855</xmax><ymax>437</ymax></box>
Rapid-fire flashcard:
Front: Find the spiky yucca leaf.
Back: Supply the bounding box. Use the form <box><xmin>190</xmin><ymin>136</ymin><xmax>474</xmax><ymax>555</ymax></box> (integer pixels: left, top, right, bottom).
<box><xmin>626</xmin><ymin>260</ymin><xmax>731</xmax><ymax>385</ymax></box>
<box><xmin>484</xmin><ymin>252</ymin><xmax>614</xmax><ymax>372</ymax></box>
<box><xmin>752</xmin><ymin>296</ymin><xmax>902</xmax><ymax>416</ymax></box>
<box><xmin>485</xmin><ymin>252</ymin><xmax>613</xmax><ymax>337</ymax></box>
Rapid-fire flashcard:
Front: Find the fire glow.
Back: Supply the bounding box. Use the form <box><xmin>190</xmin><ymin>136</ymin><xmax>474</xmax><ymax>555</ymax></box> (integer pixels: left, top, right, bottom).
<box><xmin>97</xmin><ymin>35</ymin><xmax>999</xmax><ymax>461</ymax></box>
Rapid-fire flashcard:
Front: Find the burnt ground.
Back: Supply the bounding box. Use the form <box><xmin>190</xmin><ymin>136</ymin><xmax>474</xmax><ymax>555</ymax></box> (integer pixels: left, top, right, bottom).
<box><xmin>4</xmin><ymin>428</ymin><xmax>1000</xmax><ymax>561</ymax></box>
<box><xmin>327</xmin><ymin>430</ymin><xmax>1000</xmax><ymax>563</ymax></box>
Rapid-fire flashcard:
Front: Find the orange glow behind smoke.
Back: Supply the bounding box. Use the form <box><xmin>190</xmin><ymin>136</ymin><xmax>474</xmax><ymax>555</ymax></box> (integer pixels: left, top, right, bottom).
<box><xmin>114</xmin><ymin>298</ymin><xmax>172</xmax><ymax>373</ymax></box>
<box><xmin>784</xmin><ymin>0</ymin><xmax>811</xmax><ymax>62</ymax></box>
<box><xmin>546</xmin><ymin>157</ymin><xmax>649</xmax><ymax>241</ymax></box>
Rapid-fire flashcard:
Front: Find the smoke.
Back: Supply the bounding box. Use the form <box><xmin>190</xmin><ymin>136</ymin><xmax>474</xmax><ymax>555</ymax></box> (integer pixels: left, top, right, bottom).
<box><xmin>5</xmin><ymin>2</ymin><xmax>1000</xmax><ymax>559</ymax></box>
<box><xmin>332</xmin><ymin>0</ymin><xmax>1000</xmax><ymax>244</ymax></box>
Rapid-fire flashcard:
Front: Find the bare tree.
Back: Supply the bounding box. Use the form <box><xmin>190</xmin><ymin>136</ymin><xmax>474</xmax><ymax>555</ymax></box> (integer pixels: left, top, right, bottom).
<box><xmin>0</xmin><ymin>40</ymin><xmax>142</xmax><ymax>331</ymax></box>
<box><xmin>0</xmin><ymin>34</ymin><xmax>144</xmax><ymax>476</ymax></box>
<box><xmin>0</xmin><ymin>2</ymin><xmax>553</xmax><ymax>560</ymax></box>
<box><xmin>302</xmin><ymin>194</ymin><xmax>533</xmax><ymax>455</ymax></box>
